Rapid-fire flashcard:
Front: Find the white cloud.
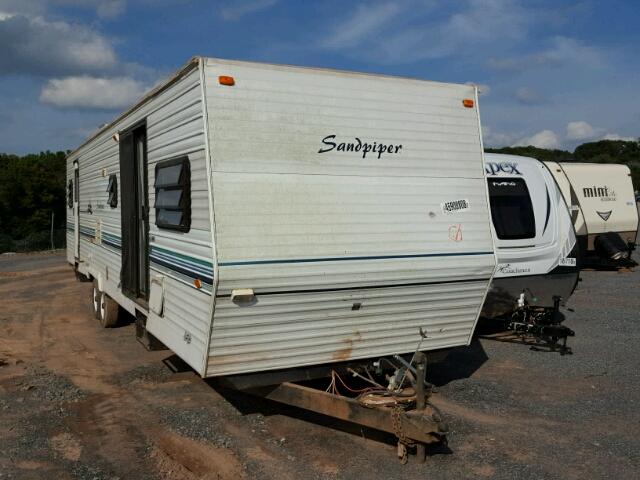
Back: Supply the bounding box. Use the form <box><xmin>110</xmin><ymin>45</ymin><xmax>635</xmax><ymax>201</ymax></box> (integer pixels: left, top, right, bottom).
<box><xmin>602</xmin><ymin>133</ymin><xmax>637</xmax><ymax>142</ymax></box>
<box><xmin>318</xmin><ymin>0</ymin><xmax>529</xmax><ymax>64</ymax></box>
<box><xmin>534</xmin><ymin>36</ymin><xmax>602</xmax><ymax>67</ymax></box>
<box><xmin>40</xmin><ymin>76</ymin><xmax>148</xmax><ymax>109</ymax></box>
<box><xmin>53</xmin><ymin>0</ymin><xmax>126</xmax><ymax>18</ymax></box>
<box><xmin>219</xmin><ymin>0</ymin><xmax>278</xmax><ymax>21</ymax></box>
<box><xmin>0</xmin><ymin>1</ymin><xmax>45</xmax><ymax>16</ymax></box>
<box><xmin>515</xmin><ymin>87</ymin><xmax>542</xmax><ymax>105</ymax></box>
<box><xmin>483</xmin><ymin>126</ymin><xmax>519</xmax><ymax>147</ymax></box>
<box><xmin>0</xmin><ymin>12</ymin><xmax>118</xmax><ymax>76</ymax></box>
<box><xmin>320</xmin><ymin>2</ymin><xmax>403</xmax><ymax>49</ymax></box>
<box><xmin>0</xmin><ymin>0</ymin><xmax>126</xmax><ymax>18</ymax></box>
<box><xmin>566</xmin><ymin>121</ymin><xmax>602</xmax><ymax>140</ymax></box>
<box><xmin>489</xmin><ymin>36</ymin><xmax>603</xmax><ymax>72</ymax></box>
<box><xmin>513</xmin><ymin>129</ymin><xmax>561</xmax><ymax>149</ymax></box>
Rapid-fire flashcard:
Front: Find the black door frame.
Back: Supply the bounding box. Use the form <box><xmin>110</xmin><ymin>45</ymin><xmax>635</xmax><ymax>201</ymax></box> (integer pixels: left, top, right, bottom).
<box><xmin>119</xmin><ymin>119</ymin><xmax>149</xmax><ymax>302</ymax></box>
<box><xmin>73</xmin><ymin>160</ymin><xmax>80</xmax><ymax>259</ymax></box>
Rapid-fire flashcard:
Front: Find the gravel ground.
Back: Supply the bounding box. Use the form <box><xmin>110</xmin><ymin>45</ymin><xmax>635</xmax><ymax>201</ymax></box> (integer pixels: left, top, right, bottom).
<box><xmin>0</xmin><ymin>251</ymin><xmax>638</xmax><ymax>479</ymax></box>
<box><xmin>0</xmin><ymin>250</ymin><xmax>66</xmax><ymax>272</ymax></box>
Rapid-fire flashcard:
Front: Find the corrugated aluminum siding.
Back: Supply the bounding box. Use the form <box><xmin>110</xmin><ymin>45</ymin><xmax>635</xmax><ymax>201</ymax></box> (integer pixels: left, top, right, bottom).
<box><xmin>66</xmin><ymin>63</ymin><xmax>214</xmax><ymax>375</ymax></box>
<box><xmin>204</xmin><ymin>59</ymin><xmax>496</xmax><ymax>376</ymax></box>
<box><xmin>209</xmin><ymin>281</ymin><xmax>490</xmax><ymax>375</ymax></box>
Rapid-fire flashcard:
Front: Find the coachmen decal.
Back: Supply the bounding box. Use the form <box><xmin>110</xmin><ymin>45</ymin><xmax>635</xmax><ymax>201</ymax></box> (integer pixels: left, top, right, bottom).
<box><xmin>497</xmin><ymin>263</ymin><xmax>531</xmax><ymax>275</ymax></box>
<box><xmin>318</xmin><ymin>135</ymin><xmax>403</xmax><ymax>159</ymax></box>
<box><xmin>485</xmin><ymin>161</ymin><xmax>522</xmax><ymax>175</ymax></box>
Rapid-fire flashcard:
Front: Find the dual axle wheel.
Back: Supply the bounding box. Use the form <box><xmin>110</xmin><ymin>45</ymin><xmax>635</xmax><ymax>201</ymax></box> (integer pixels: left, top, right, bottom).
<box><xmin>91</xmin><ymin>281</ymin><xmax>119</xmax><ymax>328</ymax></box>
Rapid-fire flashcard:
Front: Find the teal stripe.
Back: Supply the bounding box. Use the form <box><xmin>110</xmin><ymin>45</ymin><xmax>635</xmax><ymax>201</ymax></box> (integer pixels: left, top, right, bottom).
<box><xmin>151</xmin><ymin>245</ymin><xmax>213</xmax><ymax>269</ymax></box>
<box><xmin>79</xmin><ymin>226</ymin><xmax>95</xmax><ymax>237</ymax></box>
<box><xmin>97</xmin><ymin>233</ymin><xmax>212</xmax><ymax>271</ymax></box>
<box><xmin>218</xmin><ymin>251</ymin><xmax>494</xmax><ymax>267</ymax></box>
<box><xmin>150</xmin><ymin>249</ymin><xmax>213</xmax><ymax>276</ymax></box>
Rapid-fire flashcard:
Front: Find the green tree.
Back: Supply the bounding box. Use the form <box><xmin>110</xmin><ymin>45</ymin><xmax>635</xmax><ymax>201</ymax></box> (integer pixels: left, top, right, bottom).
<box><xmin>486</xmin><ymin>139</ymin><xmax>640</xmax><ymax>191</ymax></box>
<box><xmin>485</xmin><ymin>145</ymin><xmax>574</xmax><ymax>163</ymax></box>
<box><xmin>0</xmin><ymin>151</ymin><xmax>68</xmax><ymax>252</ymax></box>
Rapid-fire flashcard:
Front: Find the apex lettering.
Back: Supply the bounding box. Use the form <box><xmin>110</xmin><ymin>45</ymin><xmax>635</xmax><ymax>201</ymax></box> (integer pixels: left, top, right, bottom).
<box><xmin>318</xmin><ymin>135</ymin><xmax>403</xmax><ymax>159</ymax></box>
<box><xmin>485</xmin><ymin>161</ymin><xmax>522</xmax><ymax>175</ymax></box>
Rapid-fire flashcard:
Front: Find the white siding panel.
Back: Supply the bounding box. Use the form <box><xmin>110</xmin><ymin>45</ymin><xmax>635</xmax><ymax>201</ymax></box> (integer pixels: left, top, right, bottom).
<box><xmin>67</xmin><ymin>63</ymin><xmax>214</xmax><ymax>376</ymax></box>
<box><xmin>204</xmin><ymin>58</ymin><xmax>496</xmax><ymax>376</ymax></box>
<box><xmin>208</xmin><ymin>281</ymin><xmax>488</xmax><ymax>375</ymax></box>
<box><xmin>211</xmin><ymin>172</ymin><xmax>494</xmax><ymax>295</ymax></box>
<box><xmin>205</xmin><ymin>58</ymin><xmax>484</xmax><ymax>178</ymax></box>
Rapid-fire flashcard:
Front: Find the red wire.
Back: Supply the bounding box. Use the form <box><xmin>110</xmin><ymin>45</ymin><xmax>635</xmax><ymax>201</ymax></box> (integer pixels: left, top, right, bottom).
<box><xmin>332</xmin><ymin>370</ymin><xmax>376</xmax><ymax>394</ymax></box>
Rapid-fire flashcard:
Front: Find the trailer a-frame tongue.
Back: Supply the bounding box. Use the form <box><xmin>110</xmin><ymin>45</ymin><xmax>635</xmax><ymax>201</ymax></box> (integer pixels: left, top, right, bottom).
<box><xmin>216</xmin><ymin>351</ymin><xmax>448</xmax><ymax>464</ymax></box>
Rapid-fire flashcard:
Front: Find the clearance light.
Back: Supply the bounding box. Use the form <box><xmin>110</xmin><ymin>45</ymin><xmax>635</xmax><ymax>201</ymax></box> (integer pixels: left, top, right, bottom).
<box><xmin>462</xmin><ymin>99</ymin><xmax>474</xmax><ymax>108</ymax></box>
<box><xmin>193</xmin><ymin>278</ymin><xmax>202</xmax><ymax>289</ymax></box>
<box><xmin>219</xmin><ymin>75</ymin><xmax>235</xmax><ymax>86</ymax></box>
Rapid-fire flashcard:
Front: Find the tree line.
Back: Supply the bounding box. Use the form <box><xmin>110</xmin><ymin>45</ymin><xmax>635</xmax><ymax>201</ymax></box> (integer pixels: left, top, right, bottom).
<box><xmin>486</xmin><ymin>139</ymin><xmax>640</xmax><ymax>188</ymax></box>
<box><xmin>0</xmin><ymin>151</ymin><xmax>67</xmax><ymax>252</ymax></box>
<box><xmin>0</xmin><ymin>139</ymin><xmax>638</xmax><ymax>253</ymax></box>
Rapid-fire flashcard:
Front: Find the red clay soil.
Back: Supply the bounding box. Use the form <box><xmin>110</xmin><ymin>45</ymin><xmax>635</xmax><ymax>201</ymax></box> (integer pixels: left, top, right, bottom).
<box><xmin>1</xmin><ymin>253</ymin><xmax>638</xmax><ymax>479</ymax></box>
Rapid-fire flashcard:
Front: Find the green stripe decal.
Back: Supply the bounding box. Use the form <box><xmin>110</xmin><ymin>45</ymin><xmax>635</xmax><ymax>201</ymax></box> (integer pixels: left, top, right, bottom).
<box><xmin>151</xmin><ymin>245</ymin><xmax>213</xmax><ymax>268</ymax></box>
<box><xmin>218</xmin><ymin>251</ymin><xmax>494</xmax><ymax>266</ymax></box>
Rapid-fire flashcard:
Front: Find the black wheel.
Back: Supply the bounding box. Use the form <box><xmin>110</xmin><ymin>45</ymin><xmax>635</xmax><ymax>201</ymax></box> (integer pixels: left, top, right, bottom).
<box><xmin>99</xmin><ymin>293</ymin><xmax>119</xmax><ymax>328</ymax></box>
<box><xmin>91</xmin><ymin>281</ymin><xmax>102</xmax><ymax>320</ymax></box>
<box><xmin>75</xmin><ymin>270</ymin><xmax>91</xmax><ymax>282</ymax></box>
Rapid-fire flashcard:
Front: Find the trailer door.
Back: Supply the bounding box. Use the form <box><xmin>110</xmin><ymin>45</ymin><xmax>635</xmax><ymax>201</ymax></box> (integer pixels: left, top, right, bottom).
<box><xmin>119</xmin><ymin>122</ymin><xmax>149</xmax><ymax>301</ymax></box>
<box><xmin>73</xmin><ymin>160</ymin><xmax>80</xmax><ymax>259</ymax></box>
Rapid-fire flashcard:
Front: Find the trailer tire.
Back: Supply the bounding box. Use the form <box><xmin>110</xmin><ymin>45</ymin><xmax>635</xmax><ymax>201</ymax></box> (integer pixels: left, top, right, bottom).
<box><xmin>100</xmin><ymin>294</ymin><xmax>119</xmax><ymax>328</ymax></box>
<box><xmin>91</xmin><ymin>281</ymin><xmax>102</xmax><ymax>320</ymax></box>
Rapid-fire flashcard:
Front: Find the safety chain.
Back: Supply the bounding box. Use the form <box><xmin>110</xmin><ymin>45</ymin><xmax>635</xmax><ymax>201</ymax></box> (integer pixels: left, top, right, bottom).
<box><xmin>391</xmin><ymin>405</ymin><xmax>415</xmax><ymax>464</ymax></box>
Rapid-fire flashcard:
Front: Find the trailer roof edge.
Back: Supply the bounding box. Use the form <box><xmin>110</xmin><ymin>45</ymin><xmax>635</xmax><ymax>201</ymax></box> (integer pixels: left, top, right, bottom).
<box><xmin>67</xmin><ymin>56</ymin><xmax>201</xmax><ymax>159</ymax></box>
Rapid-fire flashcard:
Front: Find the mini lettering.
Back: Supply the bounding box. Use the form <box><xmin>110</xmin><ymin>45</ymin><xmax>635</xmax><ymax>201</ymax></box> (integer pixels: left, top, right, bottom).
<box><xmin>582</xmin><ymin>186</ymin><xmax>616</xmax><ymax>199</ymax></box>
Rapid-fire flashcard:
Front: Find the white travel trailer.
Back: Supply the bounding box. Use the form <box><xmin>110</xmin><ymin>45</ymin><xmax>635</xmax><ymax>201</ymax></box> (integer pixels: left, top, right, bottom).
<box><xmin>66</xmin><ymin>57</ymin><xmax>497</xmax><ymax>381</ymax></box>
<box><xmin>545</xmin><ymin>162</ymin><xmax>639</xmax><ymax>265</ymax></box>
<box><xmin>480</xmin><ymin>154</ymin><xmax>579</xmax><ymax>352</ymax></box>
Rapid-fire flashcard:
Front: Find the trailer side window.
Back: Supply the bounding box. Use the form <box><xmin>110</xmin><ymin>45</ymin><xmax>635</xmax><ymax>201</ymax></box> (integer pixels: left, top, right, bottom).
<box><xmin>68</xmin><ymin>180</ymin><xmax>73</xmax><ymax>208</ymax></box>
<box><xmin>107</xmin><ymin>174</ymin><xmax>118</xmax><ymax>208</ymax></box>
<box><xmin>154</xmin><ymin>156</ymin><xmax>190</xmax><ymax>232</ymax></box>
<box><xmin>488</xmin><ymin>178</ymin><xmax>536</xmax><ymax>240</ymax></box>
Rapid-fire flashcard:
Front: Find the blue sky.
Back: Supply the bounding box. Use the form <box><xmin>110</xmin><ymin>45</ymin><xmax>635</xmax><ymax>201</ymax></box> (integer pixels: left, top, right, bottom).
<box><xmin>0</xmin><ymin>0</ymin><xmax>638</xmax><ymax>154</ymax></box>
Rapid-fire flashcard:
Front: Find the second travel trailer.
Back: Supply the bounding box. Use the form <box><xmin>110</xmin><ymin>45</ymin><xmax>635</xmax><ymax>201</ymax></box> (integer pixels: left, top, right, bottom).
<box><xmin>481</xmin><ymin>154</ymin><xmax>579</xmax><ymax>352</ymax></box>
<box><xmin>545</xmin><ymin>162</ymin><xmax>638</xmax><ymax>266</ymax></box>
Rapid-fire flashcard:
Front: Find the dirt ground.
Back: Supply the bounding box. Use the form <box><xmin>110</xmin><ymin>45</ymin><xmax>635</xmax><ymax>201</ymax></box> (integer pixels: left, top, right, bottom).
<box><xmin>1</xmin><ymin>252</ymin><xmax>639</xmax><ymax>479</ymax></box>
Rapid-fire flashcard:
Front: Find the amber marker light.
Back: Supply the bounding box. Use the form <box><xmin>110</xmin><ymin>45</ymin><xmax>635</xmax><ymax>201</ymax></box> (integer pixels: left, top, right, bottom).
<box><xmin>219</xmin><ymin>75</ymin><xmax>235</xmax><ymax>86</ymax></box>
<box><xmin>193</xmin><ymin>278</ymin><xmax>202</xmax><ymax>289</ymax></box>
<box><xmin>462</xmin><ymin>99</ymin><xmax>475</xmax><ymax>108</ymax></box>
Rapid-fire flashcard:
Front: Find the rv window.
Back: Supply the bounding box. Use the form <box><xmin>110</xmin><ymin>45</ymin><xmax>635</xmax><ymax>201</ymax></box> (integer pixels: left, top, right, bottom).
<box><xmin>487</xmin><ymin>178</ymin><xmax>536</xmax><ymax>240</ymax></box>
<box><xmin>154</xmin><ymin>156</ymin><xmax>190</xmax><ymax>232</ymax></box>
<box><xmin>68</xmin><ymin>180</ymin><xmax>73</xmax><ymax>208</ymax></box>
<box><xmin>107</xmin><ymin>174</ymin><xmax>118</xmax><ymax>208</ymax></box>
